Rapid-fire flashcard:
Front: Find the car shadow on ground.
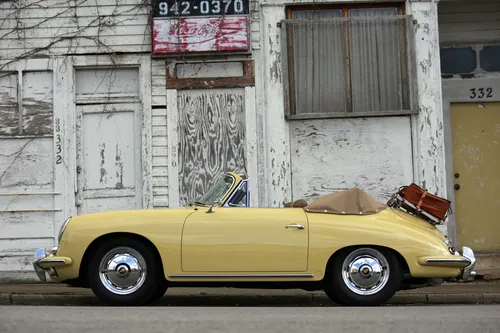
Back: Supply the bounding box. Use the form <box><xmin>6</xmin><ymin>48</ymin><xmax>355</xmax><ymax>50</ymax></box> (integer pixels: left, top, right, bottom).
<box><xmin>12</xmin><ymin>294</ymin><xmax>434</xmax><ymax>307</ymax></box>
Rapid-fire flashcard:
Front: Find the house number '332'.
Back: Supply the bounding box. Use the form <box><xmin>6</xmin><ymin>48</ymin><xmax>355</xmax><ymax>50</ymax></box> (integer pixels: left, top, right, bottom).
<box><xmin>470</xmin><ymin>87</ymin><xmax>493</xmax><ymax>99</ymax></box>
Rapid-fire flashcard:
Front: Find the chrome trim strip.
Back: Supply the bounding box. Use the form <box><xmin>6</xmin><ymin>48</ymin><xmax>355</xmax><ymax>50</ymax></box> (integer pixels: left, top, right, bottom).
<box><xmin>58</xmin><ymin>216</ymin><xmax>72</xmax><ymax>243</ymax></box>
<box><xmin>425</xmin><ymin>258</ymin><xmax>471</xmax><ymax>264</ymax></box>
<box><xmin>40</xmin><ymin>259</ymin><xmax>67</xmax><ymax>264</ymax></box>
<box><xmin>169</xmin><ymin>274</ymin><xmax>314</xmax><ymax>279</ymax></box>
<box><xmin>220</xmin><ymin>173</ymin><xmax>237</xmax><ymax>205</ymax></box>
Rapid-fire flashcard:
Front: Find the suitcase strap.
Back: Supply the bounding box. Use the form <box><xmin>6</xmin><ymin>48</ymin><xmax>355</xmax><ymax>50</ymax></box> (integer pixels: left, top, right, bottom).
<box><xmin>417</xmin><ymin>191</ymin><xmax>427</xmax><ymax>209</ymax></box>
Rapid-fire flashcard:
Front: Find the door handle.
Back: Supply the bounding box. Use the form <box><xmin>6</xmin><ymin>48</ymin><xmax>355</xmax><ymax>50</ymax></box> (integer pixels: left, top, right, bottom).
<box><xmin>285</xmin><ymin>224</ymin><xmax>304</xmax><ymax>230</ymax></box>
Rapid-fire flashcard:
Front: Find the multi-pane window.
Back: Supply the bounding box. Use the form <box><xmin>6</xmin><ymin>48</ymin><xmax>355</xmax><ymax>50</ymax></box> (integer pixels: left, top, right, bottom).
<box><xmin>441</xmin><ymin>45</ymin><xmax>500</xmax><ymax>75</ymax></box>
<box><xmin>0</xmin><ymin>71</ymin><xmax>53</xmax><ymax>136</ymax></box>
<box><xmin>281</xmin><ymin>4</ymin><xmax>417</xmax><ymax>119</ymax></box>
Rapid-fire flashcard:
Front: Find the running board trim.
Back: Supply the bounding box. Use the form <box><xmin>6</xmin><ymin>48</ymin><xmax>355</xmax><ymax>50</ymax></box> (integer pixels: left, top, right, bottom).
<box><xmin>168</xmin><ymin>274</ymin><xmax>314</xmax><ymax>279</ymax></box>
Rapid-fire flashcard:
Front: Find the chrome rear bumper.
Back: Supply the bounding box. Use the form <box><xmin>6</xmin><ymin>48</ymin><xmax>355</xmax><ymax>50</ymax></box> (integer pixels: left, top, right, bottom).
<box><xmin>459</xmin><ymin>246</ymin><xmax>476</xmax><ymax>280</ymax></box>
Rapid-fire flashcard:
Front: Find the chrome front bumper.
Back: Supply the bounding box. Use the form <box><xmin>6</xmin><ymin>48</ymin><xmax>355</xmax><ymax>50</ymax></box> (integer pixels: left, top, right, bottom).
<box><xmin>33</xmin><ymin>246</ymin><xmax>63</xmax><ymax>282</ymax></box>
<box><xmin>459</xmin><ymin>246</ymin><xmax>476</xmax><ymax>280</ymax></box>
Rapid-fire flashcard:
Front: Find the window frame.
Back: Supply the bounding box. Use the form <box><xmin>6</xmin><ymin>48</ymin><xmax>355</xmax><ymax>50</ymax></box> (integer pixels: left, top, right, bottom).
<box><xmin>282</xmin><ymin>2</ymin><xmax>418</xmax><ymax>120</ymax></box>
<box><xmin>0</xmin><ymin>69</ymin><xmax>54</xmax><ymax>138</ymax></box>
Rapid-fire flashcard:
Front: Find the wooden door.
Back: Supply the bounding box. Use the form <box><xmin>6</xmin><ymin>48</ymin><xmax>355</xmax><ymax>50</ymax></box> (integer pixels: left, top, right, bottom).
<box><xmin>451</xmin><ymin>102</ymin><xmax>500</xmax><ymax>251</ymax></box>
<box><xmin>75</xmin><ymin>102</ymin><xmax>142</xmax><ymax>214</ymax></box>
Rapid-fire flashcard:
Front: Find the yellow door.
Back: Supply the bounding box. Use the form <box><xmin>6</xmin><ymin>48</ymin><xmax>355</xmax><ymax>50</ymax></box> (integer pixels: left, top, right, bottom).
<box><xmin>451</xmin><ymin>102</ymin><xmax>500</xmax><ymax>252</ymax></box>
<box><xmin>181</xmin><ymin>207</ymin><xmax>309</xmax><ymax>272</ymax></box>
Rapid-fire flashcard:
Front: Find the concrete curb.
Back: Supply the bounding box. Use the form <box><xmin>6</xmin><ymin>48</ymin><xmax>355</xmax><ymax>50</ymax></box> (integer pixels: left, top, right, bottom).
<box><xmin>1</xmin><ymin>292</ymin><xmax>499</xmax><ymax>306</ymax></box>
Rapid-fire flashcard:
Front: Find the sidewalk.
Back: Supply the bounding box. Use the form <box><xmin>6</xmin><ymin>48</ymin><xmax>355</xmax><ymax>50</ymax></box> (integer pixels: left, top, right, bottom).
<box><xmin>1</xmin><ymin>280</ymin><xmax>500</xmax><ymax>306</ymax></box>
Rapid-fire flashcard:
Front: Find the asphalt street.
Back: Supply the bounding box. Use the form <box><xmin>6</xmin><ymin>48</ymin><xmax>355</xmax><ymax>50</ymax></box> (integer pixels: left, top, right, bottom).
<box><xmin>0</xmin><ymin>305</ymin><xmax>499</xmax><ymax>333</ymax></box>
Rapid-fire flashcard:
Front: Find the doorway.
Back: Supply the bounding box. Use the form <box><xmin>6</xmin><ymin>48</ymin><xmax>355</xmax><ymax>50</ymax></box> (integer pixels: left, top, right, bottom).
<box><xmin>450</xmin><ymin>102</ymin><xmax>500</xmax><ymax>252</ymax></box>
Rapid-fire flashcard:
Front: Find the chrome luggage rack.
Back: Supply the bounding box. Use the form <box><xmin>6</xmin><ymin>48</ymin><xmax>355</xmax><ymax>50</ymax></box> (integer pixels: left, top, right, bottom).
<box><xmin>387</xmin><ymin>192</ymin><xmax>447</xmax><ymax>226</ymax></box>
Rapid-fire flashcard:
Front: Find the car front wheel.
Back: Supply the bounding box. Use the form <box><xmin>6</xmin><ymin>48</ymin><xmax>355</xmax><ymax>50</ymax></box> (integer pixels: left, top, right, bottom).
<box><xmin>87</xmin><ymin>237</ymin><xmax>165</xmax><ymax>306</ymax></box>
<box><xmin>324</xmin><ymin>247</ymin><xmax>402</xmax><ymax>306</ymax></box>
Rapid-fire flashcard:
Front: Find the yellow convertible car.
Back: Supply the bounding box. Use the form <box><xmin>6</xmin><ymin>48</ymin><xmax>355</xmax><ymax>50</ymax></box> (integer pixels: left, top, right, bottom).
<box><xmin>33</xmin><ymin>172</ymin><xmax>476</xmax><ymax>306</ymax></box>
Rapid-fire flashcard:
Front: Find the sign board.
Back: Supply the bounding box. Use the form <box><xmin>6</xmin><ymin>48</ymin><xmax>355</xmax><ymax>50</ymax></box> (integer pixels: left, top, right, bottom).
<box><xmin>152</xmin><ymin>0</ymin><xmax>250</xmax><ymax>55</ymax></box>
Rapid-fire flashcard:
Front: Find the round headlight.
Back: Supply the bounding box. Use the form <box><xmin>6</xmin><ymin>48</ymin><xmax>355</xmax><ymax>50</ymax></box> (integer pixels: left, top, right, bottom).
<box><xmin>58</xmin><ymin>217</ymin><xmax>72</xmax><ymax>243</ymax></box>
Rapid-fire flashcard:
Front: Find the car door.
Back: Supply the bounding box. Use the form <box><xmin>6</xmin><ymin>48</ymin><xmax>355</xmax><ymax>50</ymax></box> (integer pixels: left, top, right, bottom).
<box><xmin>181</xmin><ymin>207</ymin><xmax>309</xmax><ymax>272</ymax></box>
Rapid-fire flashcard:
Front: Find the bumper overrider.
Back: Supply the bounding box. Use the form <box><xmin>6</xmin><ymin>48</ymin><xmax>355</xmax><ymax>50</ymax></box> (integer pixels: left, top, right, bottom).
<box><xmin>418</xmin><ymin>246</ymin><xmax>477</xmax><ymax>280</ymax></box>
<box><xmin>33</xmin><ymin>246</ymin><xmax>72</xmax><ymax>282</ymax></box>
<box><xmin>33</xmin><ymin>216</ymin><xmax>73</xmax><ymax>282</ymax></box>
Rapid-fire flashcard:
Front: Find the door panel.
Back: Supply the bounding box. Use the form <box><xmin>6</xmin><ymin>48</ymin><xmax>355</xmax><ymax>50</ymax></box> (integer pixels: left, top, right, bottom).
<box><xmin>76</xmin><ymin>103</ymin><xmax>142</xmax><ymax>214</ymax></box>
<box><xmin>181</xmin><ymin>208</ymin><xmax>309</xmax><ymax>272</ymax></box>
<box><xmin>451</xmin><ymin>102</ymin><xmax>500</xmax><ymax>251</ymax></box>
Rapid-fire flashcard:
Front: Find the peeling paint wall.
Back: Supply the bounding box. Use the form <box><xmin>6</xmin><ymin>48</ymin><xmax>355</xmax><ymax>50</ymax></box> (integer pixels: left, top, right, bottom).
<box><xmin>0</xmin><ymin>67</ymin><xmax>55</xmax><ymax>277</ymax></box>
<box><xmin>409</xmin><ymin>0</ymin><xmax>446</xmax><ymax>197</ymax></box>
<box><xmin>290</xmin><ymin>117</ymin><xmax>414</xmax><ymax>203</ymax></box>
<box><xmin>259</xmin><ymin>5</ymin><xmax>290</xmax><ymax>207</ymax></box>
<box><xmin>256</xmin><ymin>0</ymin><xmax>445</xmax><ymax>208</ymax></box>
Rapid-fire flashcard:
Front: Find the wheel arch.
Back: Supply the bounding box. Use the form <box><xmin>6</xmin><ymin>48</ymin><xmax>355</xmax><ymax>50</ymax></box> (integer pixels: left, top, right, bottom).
<box><xmin>78</xmin><ymin>232</ymin><xmax>166</xmax><ymax>287</ymax></box>
<box><xmin>324</xmin><ymin>244</ymin><xmax>411</xmax><ymax>281</ymax></box>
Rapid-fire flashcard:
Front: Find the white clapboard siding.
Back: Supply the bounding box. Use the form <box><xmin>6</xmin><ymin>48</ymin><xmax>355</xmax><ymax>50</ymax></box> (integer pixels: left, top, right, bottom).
<box><xmin>152</xmin><ymin>60</ymin><xmax>166</xmax><ymax>106</ymax></box>
<box><xmin>151</xmin><ymin>61</ymin><xmax>168</xmax><ymax>208</ymax></box>
<box><xmin>438</xmin><ymin>0</ymin><xmax>500</xmax><ymax>45</ymax></box>
<box><xmin>250</xmin><ymin>0</ymin><xmax>259</xmax><ymax>49</ymax></box>
<box><xmin>0</xmin><ymin>0</ymin><xmax>151</xmax><ymax>60</ymax></box>
<box><xmin>289</xmin><ymin>117</ymin><xmax>414</xmax><ymax>203</ymax></box>
<box><xmin>0</xmin><ymin>137</ymin><xmax>57</xmax><ymax>274</ymax></box>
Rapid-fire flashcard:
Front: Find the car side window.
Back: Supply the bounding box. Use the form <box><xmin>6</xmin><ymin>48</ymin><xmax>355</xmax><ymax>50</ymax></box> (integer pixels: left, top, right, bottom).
<box><xmin>228</xmin><ymin>182</ymin><xmax>247</xmax><ymax>207</ymax></box>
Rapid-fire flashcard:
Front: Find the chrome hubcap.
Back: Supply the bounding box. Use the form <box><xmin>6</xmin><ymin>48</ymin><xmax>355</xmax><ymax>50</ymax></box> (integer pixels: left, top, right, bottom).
<box><xmin>99</xmin><ymin>247</ymin><xmax>147</xmax><ymax>295</ymax></box>
<box><xmin>341</xmin><ymin>248</ymin><xmax>390</xmax><ymax>296</ymax></box>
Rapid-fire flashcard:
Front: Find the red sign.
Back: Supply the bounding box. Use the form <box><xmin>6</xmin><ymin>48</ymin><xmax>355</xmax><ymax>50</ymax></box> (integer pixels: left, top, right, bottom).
<box><xmin>152</xmin><ymin>16</ymin><xmax>250</xmax><ymax>55</ymax></box>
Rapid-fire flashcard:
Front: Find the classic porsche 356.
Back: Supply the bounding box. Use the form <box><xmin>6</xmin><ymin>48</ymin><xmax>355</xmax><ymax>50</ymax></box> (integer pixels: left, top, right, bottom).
<box><xmin>33</xmin><ymin>172</ymin><xmax>476</xmax><ymax>306</ymax></box>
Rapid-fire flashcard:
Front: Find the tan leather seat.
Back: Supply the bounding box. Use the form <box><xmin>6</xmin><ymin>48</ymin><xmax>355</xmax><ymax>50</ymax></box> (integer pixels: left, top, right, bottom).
<box><xmin>292</xmin><ymin>199</ymin><xmax>308</xmax><ymax>208</ymax></box>
<box><xmin>284</xmin><ymin>199</ymin><xmax>308</xmax><ymax>208</ymax></box>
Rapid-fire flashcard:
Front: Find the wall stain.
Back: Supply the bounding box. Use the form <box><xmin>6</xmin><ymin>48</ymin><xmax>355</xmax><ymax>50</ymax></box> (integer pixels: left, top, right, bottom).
<box><xmin>115</xmin><ymin>144</ymin><xmax>124</xmax><ymax>189</ymax></box>
<box><xmin>99</xmin><ymin>143</ymin><xmax>107</xmax><ymax>183</ymax></box>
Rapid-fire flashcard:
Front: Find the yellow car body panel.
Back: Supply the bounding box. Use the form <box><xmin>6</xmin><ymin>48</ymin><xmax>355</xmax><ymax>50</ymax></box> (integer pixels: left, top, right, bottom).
<box><xmin>52</xmin><ymin>204</ymin><xmax>464</xmax><ymax>283</ymax></box>
<box><xmin>54</xmin><ymin>207</ymin><xmax>194</xmax><ymax>282</ymax></box>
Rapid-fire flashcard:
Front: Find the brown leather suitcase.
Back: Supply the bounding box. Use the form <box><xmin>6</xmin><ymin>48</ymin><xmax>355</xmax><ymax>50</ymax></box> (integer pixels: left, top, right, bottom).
<box><xmin>398</xmin><ymin>183</ymin><xmax>451</xmax><ymax>221</ymax></box>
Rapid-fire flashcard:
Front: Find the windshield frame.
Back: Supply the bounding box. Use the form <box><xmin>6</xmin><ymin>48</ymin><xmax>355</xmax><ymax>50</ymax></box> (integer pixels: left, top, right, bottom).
<box><xmin>195</xmin><ymin>173</ymin><xmax>238</xmax><ymax>206</ymax></box>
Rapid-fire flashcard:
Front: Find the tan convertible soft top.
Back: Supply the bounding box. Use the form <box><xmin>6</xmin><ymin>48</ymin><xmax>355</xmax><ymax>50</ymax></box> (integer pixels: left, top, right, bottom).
<box><xmin>303</xmin><ymin>188</ymin><xmax>387</xmax><ymax>215</ymax></box>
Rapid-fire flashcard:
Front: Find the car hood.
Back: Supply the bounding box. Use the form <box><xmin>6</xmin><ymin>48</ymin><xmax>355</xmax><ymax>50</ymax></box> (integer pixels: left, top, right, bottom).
<box><xmin>68</xmin><ymin>207</ymin><xmax>195</xmax><ymax>227</ymax></box>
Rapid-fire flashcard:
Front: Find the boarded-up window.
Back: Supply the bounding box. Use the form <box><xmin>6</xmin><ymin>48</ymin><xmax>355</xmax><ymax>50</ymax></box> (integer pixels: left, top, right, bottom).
<box><xmin>281</xmin><ymin>4</ymin><xmax>417</xmax><ymax>119</ymax></box>
<box><xmin>177</xmin><ymin>89</ymin><xmax>247</xmax><ymax>207</ymax></box>
<box><xmin>0</xmin><ymin>71</ymin><xmax>53</xmax><ymax>136</ymax></box>
<box><xmin>0</xmin><ymin>72</ymin><xmax>19</xmax><ymax>136</ymax></box>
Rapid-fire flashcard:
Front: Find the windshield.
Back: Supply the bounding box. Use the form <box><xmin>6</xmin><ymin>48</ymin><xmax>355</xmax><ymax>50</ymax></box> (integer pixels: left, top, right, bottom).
<box><xmin>196</xmin><ymin>173</ymin><xmax>235</xmax><ymax>206</ymax></box>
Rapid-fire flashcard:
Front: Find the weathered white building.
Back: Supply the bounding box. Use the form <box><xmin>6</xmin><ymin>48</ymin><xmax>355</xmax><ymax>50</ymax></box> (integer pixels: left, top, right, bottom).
<box><xmin>0</xmin><ymin>0</ymin><xmax>498</xmax><ymax>281</ymax></box>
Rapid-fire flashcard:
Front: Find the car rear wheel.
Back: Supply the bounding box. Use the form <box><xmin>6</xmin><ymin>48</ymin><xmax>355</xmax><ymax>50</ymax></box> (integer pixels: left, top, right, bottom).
<box><xmin>324</xmin><ymin>247</ymin><xmax>402</xmax><ymax>306</ymax></box>
<box><xmin>87</xmin><ymin>237</ymin><xmax>166</xmax><ymax>306</ymax></box>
